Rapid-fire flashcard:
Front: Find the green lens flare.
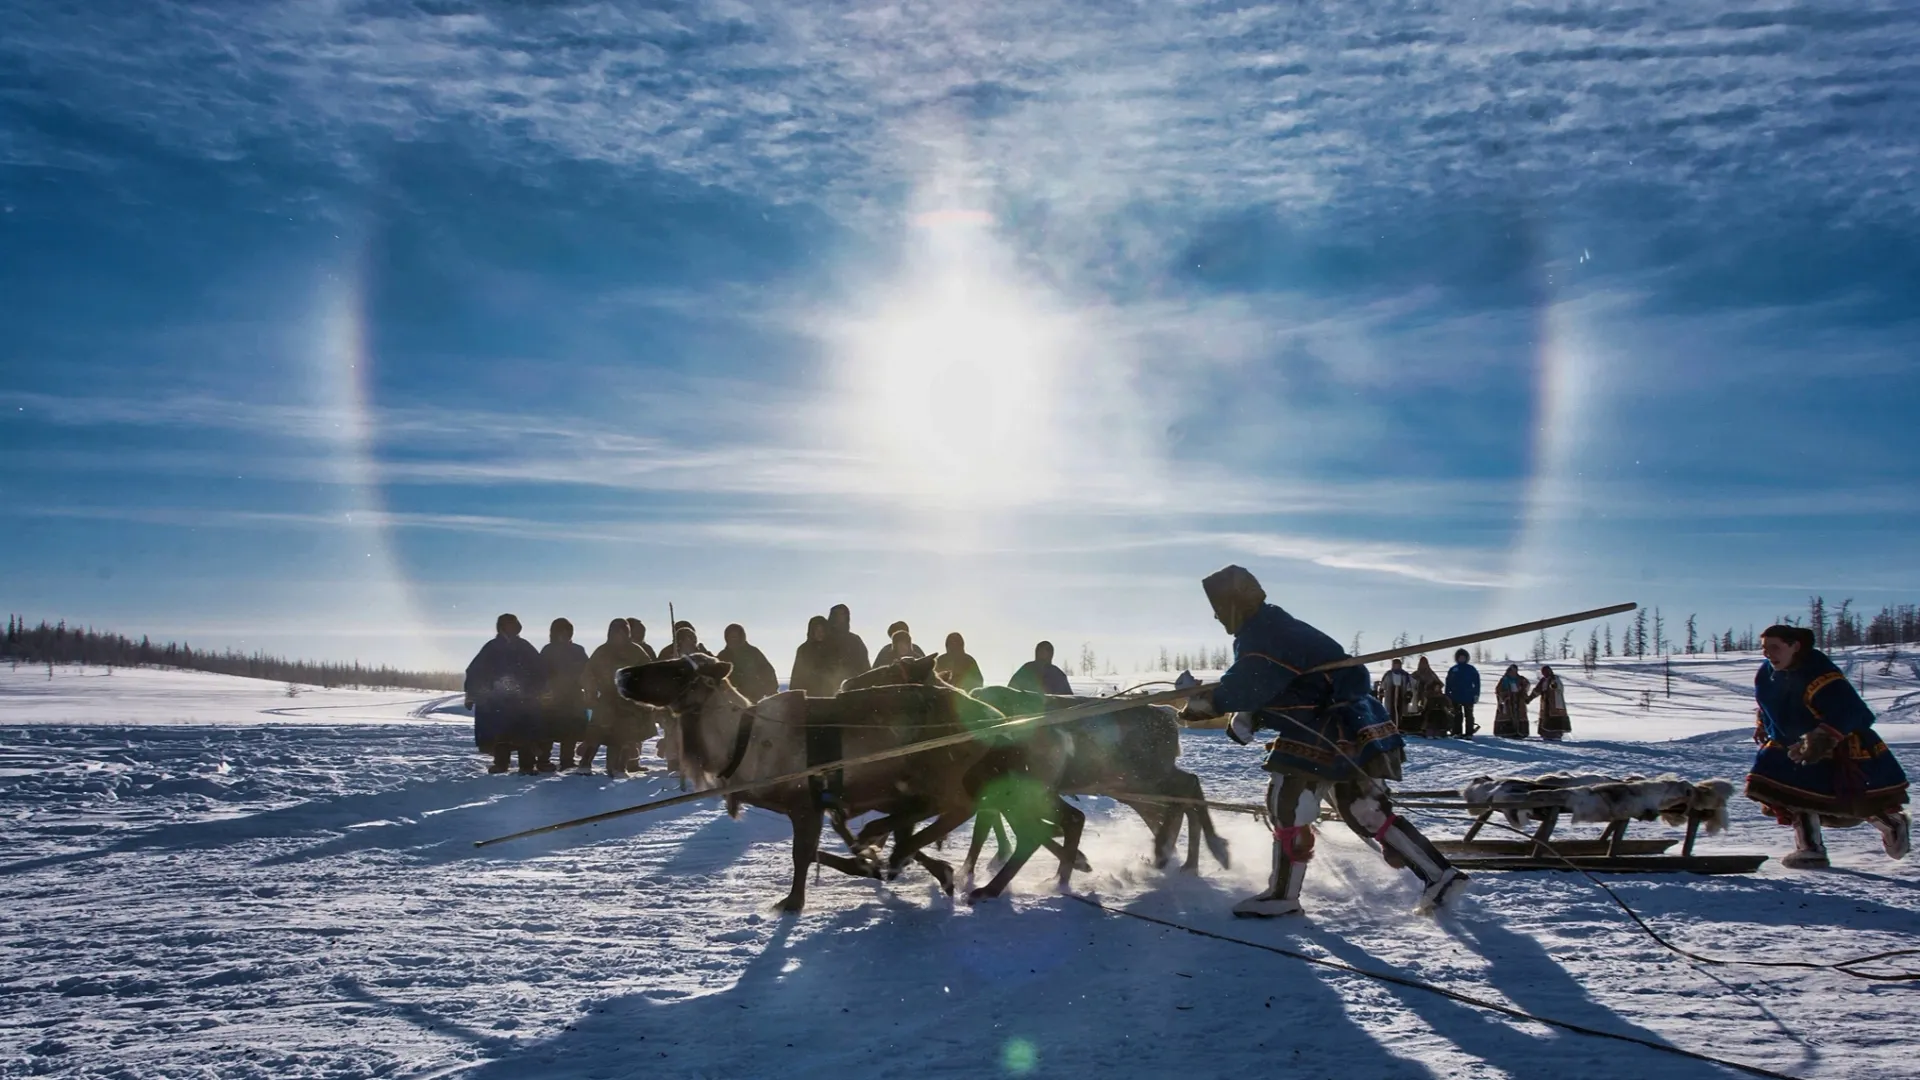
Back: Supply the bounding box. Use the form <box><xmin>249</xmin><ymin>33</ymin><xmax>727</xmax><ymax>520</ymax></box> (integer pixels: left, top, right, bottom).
<box><xmin>1002</xmin><ymin>1037</ymin><xmax>1037</xmax><ymax>1075</ymax></box>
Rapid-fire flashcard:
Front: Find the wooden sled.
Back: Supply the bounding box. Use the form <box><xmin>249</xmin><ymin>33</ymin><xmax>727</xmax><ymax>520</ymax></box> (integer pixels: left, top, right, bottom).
<box><xmin>1395</xmin><ymin>778</ymin><xmax>1768</xmax><ymax>876</ymax></box>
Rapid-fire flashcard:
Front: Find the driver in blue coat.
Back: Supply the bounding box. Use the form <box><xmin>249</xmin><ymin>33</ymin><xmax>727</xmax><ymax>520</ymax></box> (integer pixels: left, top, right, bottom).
<box><xmin>1180</xmin><ymin>565</ymin><xmax>1468</xmax><ymax>917</ymax></box>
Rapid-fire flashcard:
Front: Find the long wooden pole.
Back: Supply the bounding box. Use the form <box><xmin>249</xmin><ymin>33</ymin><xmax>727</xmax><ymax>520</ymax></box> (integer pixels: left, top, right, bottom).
<box><xmin>473</xmin><ymin>601</ymin><xmax>1635</xmax><ymax>848</ymax></box>
<box><xmin>1312</xmin><ymin>601</ymin><xmax>1638</xmax><ymax>673</ymax></box>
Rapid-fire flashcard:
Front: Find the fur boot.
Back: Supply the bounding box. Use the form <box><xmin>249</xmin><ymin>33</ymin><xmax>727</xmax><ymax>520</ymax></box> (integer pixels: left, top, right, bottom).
<box><xmin>1782</xmin><ymin>813</ymin><xmax>1830</xmax><ymax>869</ymax></box>
<box><xmin>1873</xmin><ymin>810</ymin><xmax>1912</xmax><ymax>860</ymax></box>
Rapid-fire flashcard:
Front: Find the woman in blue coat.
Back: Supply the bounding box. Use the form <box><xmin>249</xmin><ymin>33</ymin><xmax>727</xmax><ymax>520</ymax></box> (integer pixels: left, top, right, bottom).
<box><xmin>1180</xmin><ymin>565</ymin><xmax>1467</xmax><ymax>918</ymax></box>
<box><xmin>1748</xmin><ymin>624</ymin><xmax>1909</xmax><ymax>868</ymax></box>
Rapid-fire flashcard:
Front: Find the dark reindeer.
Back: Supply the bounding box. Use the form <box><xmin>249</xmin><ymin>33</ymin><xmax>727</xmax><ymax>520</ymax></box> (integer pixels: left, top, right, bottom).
<box><xmin>616</xmin><ymin>655</ymin><xmax>1082</xmax><ymax>910</ymax></box>
<box><xmin>970</xmin><ymin>686</ymin><xmax>1231</xmax><ymax>875</ymax></box>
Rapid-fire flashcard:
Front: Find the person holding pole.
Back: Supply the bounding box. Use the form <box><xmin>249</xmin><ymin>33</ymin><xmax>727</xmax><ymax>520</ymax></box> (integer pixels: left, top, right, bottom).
<box><xmin>1178</xmin><ymin>565</ymin><xmax>1468</xmax><ymax>918</ymax></box>
<box><xmin>1747</xmin><ymin>624</ymin><xmax>1910</xmax><ymax>868</ymax></box>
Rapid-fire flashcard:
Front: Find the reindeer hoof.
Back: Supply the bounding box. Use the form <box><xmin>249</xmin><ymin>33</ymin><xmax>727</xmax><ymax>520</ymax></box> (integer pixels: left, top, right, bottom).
<box><xmin>1072</xmin><ymin>853</ymin><xmax>1092</xmax><ymax>873</ymax></box>
<box><xmin>966</xmin><ymin>886</ymin><xmax>1000</xmax><ymax>905</ymax></box>
<box><xmin>775</xmin><ymin>894</ymin><xmax>806</xmax><ymax>913</ymax></box>
<box><xmin>925</xmin><ymin>861</ymin><xmax>956</xmax><ymax>896</ymax></box>
<box><xmin>1207</xmin><ymin>836</ymin><xmax>1232</xmax><ymax>869</ymax></box>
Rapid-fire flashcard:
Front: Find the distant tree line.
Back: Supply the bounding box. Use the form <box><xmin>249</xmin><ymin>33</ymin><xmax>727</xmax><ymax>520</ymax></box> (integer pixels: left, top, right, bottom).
<box><xmin>2</xmin><ymin>615</ymin><xmax>461</xmax><ymax>691</ymax></box>
<box><xmin>1584</xmin><ymin>598</ymin><xmax>1920</xmax><ymax>663</ymax></box>
<box><xmin>1153</xmin><ymin>644</ymin><xmax>1233</xmax><ymax>672</ymax></box>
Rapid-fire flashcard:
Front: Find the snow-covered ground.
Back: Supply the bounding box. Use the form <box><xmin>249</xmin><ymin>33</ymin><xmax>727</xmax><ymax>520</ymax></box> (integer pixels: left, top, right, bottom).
<box><xmin>3</xmin><ymin>652</ymin><xmax>1917</xmax><ymax>1080</ymax></box>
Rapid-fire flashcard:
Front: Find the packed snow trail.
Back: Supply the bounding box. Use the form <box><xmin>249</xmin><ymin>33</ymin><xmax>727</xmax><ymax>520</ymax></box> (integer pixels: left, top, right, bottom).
<box><xmin>3</xmin><ymin>656</ymin><xmax>1918</xmax><ymax>1079</ymax></box>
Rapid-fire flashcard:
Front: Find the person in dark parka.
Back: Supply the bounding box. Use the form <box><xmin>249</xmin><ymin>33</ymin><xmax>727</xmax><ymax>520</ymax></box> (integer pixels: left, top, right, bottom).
<box><xmin>539</xmin><ymin>617</ymin><xmax>591</xmax><ymax>771</ymax></box>
<box><xmin>579</xmin><ymin>619</ymin><xmax>654</xmax><ymax>776</ymax></box>
<box><xmin>1445</xmin><ymin>649</ymin><xmax>1481</xmax><ymax>737</ymax></box>
<box><xmin>873</xmin><ymin>621</ymin><xmax>926</xmax><ymax>667</ymax></box>
<box><xmin>465</xmin><ymin>613</ymin><xmax>545</xmax><ymax>774</ymax></box>
<box><xmin>824</xmin><ymin>604</ymin><xmax>870</xmax><ymax>691</ymax></box>
<box><xmin>626</xmin><ymin>619</ymin><xmax>658</xmax><ymax>662</ymax></box>
<box><xmin>717</xmin><ymin>623</ymin><xmax>779</xmax><ymax>702</ymax></box>
<box><xmin>790</xmin><ymin>615</ymin><xmax>839</xmax><ymax>697</ymax></box>
<box><xmin>933</xmin><ymin>631</ymin><xmax>985</xmax><ymax>692</ymax></box>
<box><xmin>1748</xmin><ymin>624</ymin><xmax>1910</xmax><ymax>868</ymax></box>
<box><xmin>1009</xmin><ymin>641</ymin><xmax>1074</xmax><ymax>695</ymax></box>
<box><xmin>1178</xmin><ymin>566</ymin><xmax>1466</xmax><ymax>918</ymax></box>
<box><xmin>658</xmin><ymin>620</ymin><xmax>710</xmax><ymax>661</ymax></box>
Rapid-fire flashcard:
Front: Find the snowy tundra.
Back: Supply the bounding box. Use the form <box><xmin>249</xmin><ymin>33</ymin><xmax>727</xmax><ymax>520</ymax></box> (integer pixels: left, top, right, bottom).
<box><xmin>2</xmin><ymin>653</ymin><xmax>1917</xmax><ymax>1080</ymax></box>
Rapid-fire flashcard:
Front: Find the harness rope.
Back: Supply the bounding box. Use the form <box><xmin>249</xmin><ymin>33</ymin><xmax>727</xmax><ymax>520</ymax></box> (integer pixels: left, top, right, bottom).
<box><xmin>1431</xmin><ymin>808</ymin><xmax>1920</xmax><ymax>982</ymax></box>
<box><xmin>1065</xmin><ymin>893</ymin><xmax>1811</xmax><ymax>1080</ymax></box>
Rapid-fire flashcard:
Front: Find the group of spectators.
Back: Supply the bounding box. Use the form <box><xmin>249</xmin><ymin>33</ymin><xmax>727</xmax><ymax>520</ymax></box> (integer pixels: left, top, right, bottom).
<box><xmin>1374</xmin><ymin>650</ymin><xmax>1571</xmax><ymax>740</ymax></box>
<box><xmin>463</xmin><ymin>605</ymin><xmax>1080</xmax><ymax>776</ymax></box>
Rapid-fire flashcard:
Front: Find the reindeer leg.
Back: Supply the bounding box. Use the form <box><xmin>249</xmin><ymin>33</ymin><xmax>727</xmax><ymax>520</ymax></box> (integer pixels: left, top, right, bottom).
<box><xmin>1122</xmin><ymin>799</ymin><xmax>1178</xmax><ymax>870</ymax></box>
<box><xmin>899</xmin><ymin>820</ymin><xmax>955</xmax><ymax>896</ymax></box>
<box><xmin>965</xmin><ymin>811</ymin><xmax>994</xmax><ymax>877</ymax></box>
<box><xmin>1039</xmin><ymin>798</ymin><xmax>1092</xmax><ymax>872</ymax></box>
<box><xmin>1173</xmin><ymin>769</ymin><xmax>1231</xmax><ymax>869</ymax></box>
<box><xmin>892</xmin><ymin>809</ymin><xmax>973</xmax><ymax>880</ymax></box>
<box><xmin>780</xmin><ymin>807</ymin><xmax>824</xmax><ymax>912</ymax></box>
<box><xmin>970</xmin><ymin>814</ymin><xmax>1045</xmax><ymax>903</ymax></box>
<box><xmin>1053</xmin><ymin>799</ymin><xmax>1086</xmax><ymax>889</ymax></box>
<box><xmin>1039</xmin><ymin>836</ymin><xmax>1092</xmax><ymax>873</ymax></box>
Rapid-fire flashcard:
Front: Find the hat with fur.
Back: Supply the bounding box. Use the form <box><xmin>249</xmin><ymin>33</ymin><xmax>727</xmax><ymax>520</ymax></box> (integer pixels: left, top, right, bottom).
<box><xmin>1201</xmin><ymin>565</ymin><xmax>1266</xmax><ymax>634</ymax></box>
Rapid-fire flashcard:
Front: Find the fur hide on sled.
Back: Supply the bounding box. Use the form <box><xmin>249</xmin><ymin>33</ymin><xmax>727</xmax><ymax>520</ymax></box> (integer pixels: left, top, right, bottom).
<box><xmin>1461</xmin><ymin>773</ymin><xmax>1734</xmax><ymax>834</ymax></box>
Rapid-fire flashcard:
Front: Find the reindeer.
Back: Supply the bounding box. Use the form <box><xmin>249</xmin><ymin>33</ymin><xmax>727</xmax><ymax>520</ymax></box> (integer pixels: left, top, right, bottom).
<box><xmin>617</xmin><ymin>655</ymin><xmax>1082</xmax><ymax>911</ymax></box>
<box><xmin>970</xmin><ymin>686</ymin><xmax>1231</xmax><ymax>875</ymax></box>
<box><xmin>838</xmin><ymin>656</ymin><xmax>1092</xmax><ymax>875</ymax></box>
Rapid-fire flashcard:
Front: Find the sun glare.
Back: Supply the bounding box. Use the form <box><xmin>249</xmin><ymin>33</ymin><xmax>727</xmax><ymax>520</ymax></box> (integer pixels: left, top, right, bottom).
<box><xmin>835</xmin><ymin>212</ymin><xmax>1068</xmax><ymax>508</ymax></box>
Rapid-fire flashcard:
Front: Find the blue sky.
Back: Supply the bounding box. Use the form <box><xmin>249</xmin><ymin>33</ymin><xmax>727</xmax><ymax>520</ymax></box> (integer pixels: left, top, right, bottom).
<box><xmin>2</xmin><ymin>2</ymin><xmax>1916</xmax><ymax>677</ymax></box>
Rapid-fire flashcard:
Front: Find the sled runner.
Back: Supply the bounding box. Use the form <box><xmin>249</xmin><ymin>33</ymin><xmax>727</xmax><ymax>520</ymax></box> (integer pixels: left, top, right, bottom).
<box><xmin>1397</xmin><ymin>773</ymin><xmax>1768</xmax><ymax>875</ymax></box>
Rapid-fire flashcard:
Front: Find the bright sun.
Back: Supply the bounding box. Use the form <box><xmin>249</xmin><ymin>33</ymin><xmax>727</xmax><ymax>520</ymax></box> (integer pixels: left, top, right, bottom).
<box><xmin>837</xmin><ymin>213</ymin><xmax>1068</xmax><ymax>508</ymax></box>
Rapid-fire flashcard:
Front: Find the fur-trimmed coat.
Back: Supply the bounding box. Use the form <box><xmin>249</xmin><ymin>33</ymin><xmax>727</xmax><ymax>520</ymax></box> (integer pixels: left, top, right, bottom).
<box><xmin>934</xmin><ymin>650</ymin><xmax>984</xmax><ymax>691</ymax></box>
<box><xmin>1212</xmin><ymin>603</ymin><xmax>1402</xmax><ymax>782</ymax></box>
<box><xmin>466</xmin><ymin>634</ymin><xmax>544</xmax><ymax>748</ymax></box>
<box><xmin>1493</xmin><ymin>671</ymin><xmax>1531</xmax><ymax>736</ymax></box>
<box><xmin>1748</xmin><ymin>649</ymin><xmax>1908</xmax><ymax>821</ymax></box>
<box><xmin>716</xmin><ymin>642</ymin><xmax>779</xmax><ymax>702</ymax></box>
<box><xmin>1531</xmin><ymin>672</ymin><xmax>1570</xmax><ymax>735</ymax></box>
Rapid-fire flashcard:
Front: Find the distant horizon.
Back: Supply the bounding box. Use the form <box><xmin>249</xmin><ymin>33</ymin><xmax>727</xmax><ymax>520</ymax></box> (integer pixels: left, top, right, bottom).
<box><xmin>4</xmin><ymin>4</ymin><xmax>1916</xmax><ymax>677</ymax></box>
<box><xmin>9</xmin><ymin>597</ymin><xmax>1910</xmax><ymax>686</ymax></box>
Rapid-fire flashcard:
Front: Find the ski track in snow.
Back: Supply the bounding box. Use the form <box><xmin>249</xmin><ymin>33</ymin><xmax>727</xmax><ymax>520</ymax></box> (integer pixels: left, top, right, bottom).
<box><xmin>2</xmin><ymin>655</ymin><xmax>1918</xmax><ymax>1079</ymax></box>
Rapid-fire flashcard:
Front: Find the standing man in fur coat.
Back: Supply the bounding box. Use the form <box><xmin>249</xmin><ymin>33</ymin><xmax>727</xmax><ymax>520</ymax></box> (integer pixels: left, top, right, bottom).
<box><xmin>578</xmin><ymin>619</ymin><xmax>654</xmax><ymax>776</ymax></box>
<box><xmin>717</xmin><ymin>623</ymin><xmax>779</xmax><ymax>702</ymax></box>
<box><xmin>539</xmin><ymin>617</ymin><xmax>591</xmax><ymax>771</ymax></box>
<box><xmin>1748</xmin><ymin>624</ymin><xmax>1910</xmax><ymax>868</ymax></box>
<box><xmin>1178</xmin><ymin>566</ymin><xmax>1468</xmax><ymax>917</ymax></box>
<box><xmin>1376</xmin><ymin>658</ymin><xmax>1415</xmax><ymax>732</ymax></box>
<box><xmin>465</xmin><ymin>613</ymin><xmax>545</xmax><ymax>774</ymax></box>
